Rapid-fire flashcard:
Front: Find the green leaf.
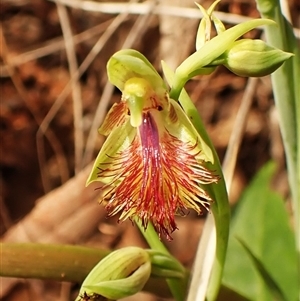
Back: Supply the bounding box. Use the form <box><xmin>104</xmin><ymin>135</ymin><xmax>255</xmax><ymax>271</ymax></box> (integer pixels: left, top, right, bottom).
<box><xmin>237</xmin><ymin>238</ymin><xmax>286</xmax><ymax>301</ymax></box>
<box><xmin>222</xmin><ymin>161</ymin><xmax>298</xmax><ymax>301</ymax></box>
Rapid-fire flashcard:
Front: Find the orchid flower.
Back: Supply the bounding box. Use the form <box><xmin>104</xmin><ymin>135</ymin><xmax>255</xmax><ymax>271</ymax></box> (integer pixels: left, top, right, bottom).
<box><xmin>86</xmin><ymin>50</ymin><xmax>219</xmax><ymax>240</ymax></box>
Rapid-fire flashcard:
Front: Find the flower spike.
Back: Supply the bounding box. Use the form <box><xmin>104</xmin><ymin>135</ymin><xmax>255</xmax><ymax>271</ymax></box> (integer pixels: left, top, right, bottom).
<box><xmin>87</xmin><ymin>50</ymin><xmax>219</xmax><ymax>240</ymax></box>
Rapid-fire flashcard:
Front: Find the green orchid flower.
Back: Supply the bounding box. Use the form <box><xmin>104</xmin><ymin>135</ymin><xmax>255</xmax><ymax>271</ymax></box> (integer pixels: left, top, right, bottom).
<box><xmin>86</xmin><ymin>50</ymin><xmax>218</xmax><ymax>240</ymax></box>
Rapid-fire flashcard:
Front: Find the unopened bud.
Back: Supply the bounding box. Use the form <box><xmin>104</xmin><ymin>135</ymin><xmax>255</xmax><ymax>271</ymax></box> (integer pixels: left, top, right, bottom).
<box><xmin>219</xmin><ymin>39</ymin><xmax>293</xmax><ymax>77</ymax></box>
<box><xmin>76</xmin><ymin>247</ymin><xmax>151</xmax><ymax>300</ymax></box>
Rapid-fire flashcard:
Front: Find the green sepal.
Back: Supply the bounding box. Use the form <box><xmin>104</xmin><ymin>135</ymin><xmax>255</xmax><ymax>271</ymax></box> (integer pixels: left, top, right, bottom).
<box><xmin>107</xmin><ymin>49</ymin><xmax>166</xmax><ymax>93</ymax></box>
<box><xmin>86</xmin><ymin>120</ymin><xmax>136</xmax><ymax>186</ymax></box>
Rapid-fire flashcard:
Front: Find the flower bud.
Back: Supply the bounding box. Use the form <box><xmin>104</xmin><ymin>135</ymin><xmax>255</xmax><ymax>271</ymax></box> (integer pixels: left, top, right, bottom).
<box><xmin>76</xmin><ymin>247</ymin><xmax>151</xmax><ymax>300</ymax></box>
<box><xmin>220</xmin><ymin>39</ymin><xmax>293</xmax><ymax>77</ymax></box>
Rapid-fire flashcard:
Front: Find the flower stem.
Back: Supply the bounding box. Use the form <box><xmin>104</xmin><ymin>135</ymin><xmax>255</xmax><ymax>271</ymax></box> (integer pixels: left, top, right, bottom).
<box><xmin>178</xmin><ymin>89</ymin><xmax>230</xmax><ymax>301</ymax></box>
<box><xmin>135</xmin><ymin>220</ymin><xmax>188</xmax><ymax>301</ymax></box>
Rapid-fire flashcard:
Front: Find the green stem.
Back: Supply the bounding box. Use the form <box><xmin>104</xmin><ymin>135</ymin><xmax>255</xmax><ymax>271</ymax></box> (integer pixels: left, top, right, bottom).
<box><xmin>135</xmin><ymin>220</ymin><xmax>188</xmax><ymax>301</ymax></box>
<box><xmin>178</xmin><ymin>89</ymin><xmax>230</xmax><ymax>301</ymax></box>
<box><xmin>0</xmin><ymin>242</ymin><xmax>172</xmax><ymax>298</ymax></box>
<box><xmin>135</xmin><ymin>220</ymin><xmax>169</xmax><ymax>254</ymax></box>
<box><xmin>0</xmin><ymin>243</ymin><xmax>109</xmax><ymax>282</ymax></box>
<box><xmin>255</xmin><ymin>0</ymin><xmax>300</xmax><ymax>291</ymax></box>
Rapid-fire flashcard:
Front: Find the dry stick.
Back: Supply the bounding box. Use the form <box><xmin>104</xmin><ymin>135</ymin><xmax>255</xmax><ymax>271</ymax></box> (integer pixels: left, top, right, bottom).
<box><xmin>46</xmin><ymin>0</ymin><xmax>300</xmax><ymax>38</ymax></box>
<box><xmin>82</xmin><ymin>82</ymin><xmax>114</xmax><ymax>166</ymax></box>
<box><xmin>280</xmin><ymin>0</ymin><xmax>292</xmax><ymax>22</ymax></box>
<box><xmin>159</xmin><ymin>0</ymin><xmax>198</xmax><ymax>71</ymax></box>
<box><xmin>46</xmin><ymin>0</ymin><xmax>253</xmax><ymax>24</ymax></box>
<box><xmin>56</xmin><ymin>3</ymin><xmax>84</xmax><ymax>174</ymax></box>
<box><xmin>222</xmin><ymin>77</ymin><xmax>258</xmax><ymax>196</ymax></box>
<box><xmin>187</xmin><ymin>214</ymin><xmax>216</xmax><ymax>301</ymax></box>
<box><xmin>187</xmin><ymin>77</ymin><xmax>258</xmax><ymax>301</ymax></box>
<box><xmin>82</xmin><ymin>0</ymin><xmax>156</xmax><ymax>165</ymax></box>
<box><xmin>0</xmin><ymin>26</ymin><xmax>69</xmax><ymax>192</ymax></box>
<box><xmin>60</xmin><ymin>282</ymin><xmax>72</xmax><ymax>301</ymax></box>
<box><xmin>0</xmin><ymin>19</ymin><xmax>113</xmax><ymax>76</ymax></box>
<box><xmin>121</xmin><ymin>2</ymin><xmax>156</xmax><ymax>48</ymax></box>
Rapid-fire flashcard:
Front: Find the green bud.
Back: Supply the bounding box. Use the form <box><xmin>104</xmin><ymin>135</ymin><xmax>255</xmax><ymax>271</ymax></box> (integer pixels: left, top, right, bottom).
<box><xmin>76</xmin><ymin>247</ymin><xmax>151</xmax><ymax>300</ymax></box>
<box><xmin>219</xmin><ymin>39</ymin><xmax>293</xmax><ymax>77</ymax></box>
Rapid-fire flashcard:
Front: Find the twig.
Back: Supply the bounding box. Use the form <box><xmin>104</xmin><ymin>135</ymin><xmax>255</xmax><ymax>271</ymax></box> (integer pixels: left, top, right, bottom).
<box><xmin>46</xmin><ymin>0</ymin><xmax>300</xmax><ymax>37</ymax></box>
<box><xmin>0</xmin><ymin>25</ymin><xmax>70</xmax><ymax>192</ymax></box>
<box><xmin>222</xmin><ymin>77</ymin><xmax>258</xmax><ymax>196</ymax></box>
<box><xmin>0</xmin><ymin>19</ymin><xmax>113</xmax><ymax>77</ymax></box>
<box><xmin>56</xmin><ymin>2</ymin><xmax>84</xmax><ymax>174</ymax></box>
<box><xmin>36</xmin><ymin>5</ymin><xmax>134</xmax><ymax>163</ymax></box>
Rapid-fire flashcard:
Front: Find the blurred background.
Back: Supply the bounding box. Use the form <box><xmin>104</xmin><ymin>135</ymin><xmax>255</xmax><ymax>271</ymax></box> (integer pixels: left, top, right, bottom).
<box><xmin>1</xmin><ymin>0</ymin><xmax>299</xmax><ymax>300</ymax></box>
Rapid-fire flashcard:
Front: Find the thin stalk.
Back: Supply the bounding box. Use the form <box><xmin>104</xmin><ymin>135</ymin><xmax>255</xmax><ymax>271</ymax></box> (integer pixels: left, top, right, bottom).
<box><xmin>135</xmin><ymin>220</ymin><xmax>189</xmax><ymax>301</ymax></box>
<box><xmin>178</xmin><ymin>89</ymin><xmax>230</xmax><ymax>301</ymax></box>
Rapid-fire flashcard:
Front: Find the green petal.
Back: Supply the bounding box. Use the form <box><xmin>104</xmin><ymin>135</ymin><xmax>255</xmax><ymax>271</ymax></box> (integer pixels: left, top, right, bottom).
<box><xmin>167</xmin><ymin>99</ymin><xmax>214</xmax><ymax>163</ymax></box>
<box><xmin>86</xmin><ymin>120</ymin><xmax>136</xmax><ymax>186</ymax></box>
<box><xmin>162</xmin><ymin>61</ymin><xmax>214</xmax><ymax>163</ymax></box>
<box><xmin>99</xmin><ymin>102</ymin><xmax>128</xmax><ymax>136</ymax></box>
